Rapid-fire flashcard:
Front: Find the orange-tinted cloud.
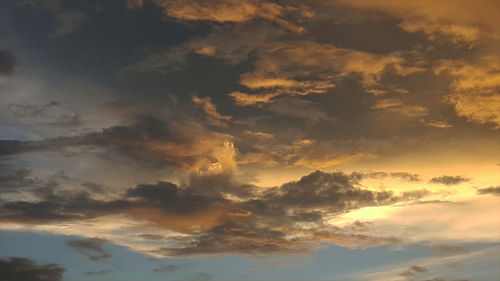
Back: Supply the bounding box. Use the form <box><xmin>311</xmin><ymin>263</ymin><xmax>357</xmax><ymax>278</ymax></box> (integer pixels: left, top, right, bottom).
<box><xmin>127</xmin><ymin>0</ymin><xmax>308</xmax><ymax>33</ymax></box>
<box><xmin>192</xmin><ymin>95</ymin><xmax>232</xmax><ymax>127</ymax></box>
<box><xmin>435</xmin><ymin>59</ymin><xmax>500</xmax><ymax>128</ymax></box>
<box><xmin>338</xmin><ymin>0</ymin><xmax>500</xmax><ymax>44</ymax></box>
<box><xmin>232</xmin><ymin>41</ymin><xmax>424</xmax><ymax>104</ymax></box>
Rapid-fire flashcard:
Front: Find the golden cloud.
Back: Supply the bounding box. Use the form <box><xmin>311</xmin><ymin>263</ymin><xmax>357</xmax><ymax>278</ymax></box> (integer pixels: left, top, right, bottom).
<box><xmin>339</xmin><ymin>0</ymin><xmax>500</xmax><ymax>44</ymax></box>
<box><xmin>127</xmin><ymin>0</ymin><xmax>308</xmax><ymax>33</ymax></box>
<box><xmin>436</xmin><ymin>59</ymin><xmax>500</xmax><ymax>127</ymax></box>
<box><xmin>232</xmin><ymin>41</ymin><xmax>424</xmax><ymax>105</ymax></box>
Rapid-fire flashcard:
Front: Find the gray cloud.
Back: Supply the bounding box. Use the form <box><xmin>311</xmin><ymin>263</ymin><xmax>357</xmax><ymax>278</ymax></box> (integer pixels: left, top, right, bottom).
<box><xmin>0</xmin><ymin>170</ymin><xmax>428</xmax><ymax>255</ymax></box>
<box><xmin>84</xmin><ymin>270</ymin><xmax>110</xmax><ymax>276</ymax></box>
<box><xmin>477</xmin><ymin>186</ymin><xmax>500</xmax><ymax>196</ymax></box>
<box><xmin>153</xmin><ymin>264</ymin><xmax>180</xmax><ymax>273</ymax></box>
<box><xmin>0</xmin><ymin>257</ymin><xmax>65</xmax><ymax>281</ymax></box>
<box><xmin>0</xmin><ymin>165</ymin><xmax>36</xmax><ymax>192</ymax></box>
<box><xmin>0</xmin><ymin>114</ymin><xmax>233</xmax><ymax>171</ymax></box>
<box><xmin>429</xmin><ymin>176</ymin><xmax>470</xmax><ymax>185</ymax></box>
<box><xmin>401</xmin><ymin>265</ymin><xmax>427</xmax><ymax>277</ymax></box>
<box><xmin>391</xmin><ymin>172</ymin><xmax>421</xmax><ymax>183</ymax></box>
<box><xmin>66</xmin><ymin>238</ymin><xmax>111</xmax><ymax>262</ymax></box>
<box><xmin>0</xmin><ymin>50</ymin><xmax>16</xmax><ymax>75</ymax></box>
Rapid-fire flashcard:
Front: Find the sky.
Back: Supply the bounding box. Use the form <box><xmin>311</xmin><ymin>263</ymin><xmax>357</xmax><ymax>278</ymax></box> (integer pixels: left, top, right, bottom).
<box><xmin>0</xmin><ymin>0</ymin><xmax>499</xmax><ymax>281</ymax></box>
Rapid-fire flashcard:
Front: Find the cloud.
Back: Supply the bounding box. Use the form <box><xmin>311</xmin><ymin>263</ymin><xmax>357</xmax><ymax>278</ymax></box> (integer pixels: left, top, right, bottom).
<box><xmin>52</xmin><ymin>10</ymin><xmax>87</xmax><ymax>37</ymax></box>
<box><xmin>127</xmin><ymin>0</ymin><xmax>308</xmax><ymax>33</ymax></box>
<box><xmin>0</xmin><ymin>114</ymin><xmax>236</xmax><ymax>173</ymax></box>
<box><xmin>0</xmin><ymin>50</ymin><xmax>16</xmax><ymax>75</ymax></box>
<box><xmin>477</xmin><ymin>186</ymin><xmax>500</xmax><ymax>196</ymax></box>
<box><xmin>372</xmin><ymin>99</ymin><xmax>428</xmax><ymax>117</ymax></box>
<box><xmin>229</xmin><ymin>91</ymin><xmax>277</xmax><ymax>106</ymax></box>
<box><xmin>116</xmin><ymin>22</ymin><xmax>286</xmax><ymax>76</ymax></box>
<box><xmin>237</xmin><ymin>138</ymin><xmax>376</xmax><ymax>169</ymax></box>
<box><xmin>0</xmin><ymin>170</ymin><xmax>430</xmax><ymax>256</ymax></box>
<box><xmin>84</xmin><ymin>270</ymin><xmax>110</xmax><ymax>276</ymax></box>
<box><xmin>338</xmin><ymin>0</ymin><xmax>500</xmax><ymax>44</ymax></box>
<box><xmin>0</xmin><ymin>165</ymin><xmax>37</xmax><ymax>192</ymax></box>
<box><xmin>153</xmin><ymin>264</ymin><xmax>180</xmax><ymax>273</ymax></box>
<box><xmin>435</xmin><ymin>59</ymin><xmax>500</xmax><ymax>128</ymax></box>
<box><xmin>66</xmin><ymin>238</ymin><xmax>111</xmax><ymax>261</ymax></box>
<box><xmin>232</xmin><ymin>41</ymin><xmax>423</xmax><ymax>104</ymax></box>
<box><xmin>243</xmin><ymin>130</ymin><xmax>274</xmax><ymax>139</ymax></box>
<box><xmin>400</xmin><ymin>265</ymin><xmax>427</xmax><ymax>278</ymax></box>
<box><xmin>429</xmin><ymin>176</ymin><xmax>470</xmax><ymax>186</ymax></box>
<box><xmin>16</xmin><ymin>0</ymin><xmax>86</xmax><ymax>36</ymax></box>
<box><xmin>192</xmin><ymin>95</ymin><xmax>232</xmax><ymax>127</ymax></box>
<box><xmin>390</xmin><ymin>172</ymin><xmax>421</xmax><ymax>183</ymax></box>
<box><xmin>265</xmin><ymin>97</ymin><xmax>332</xmax><ymax>123</ymax></box>
<box><xmin>0</xmin><ymin>257</ymin><xmax>65</xmax><ymax>281</ymax></box>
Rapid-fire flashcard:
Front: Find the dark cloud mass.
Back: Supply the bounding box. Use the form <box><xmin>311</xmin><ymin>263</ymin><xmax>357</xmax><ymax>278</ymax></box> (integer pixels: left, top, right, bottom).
<box><xmin>0</xmin><ymin>257</ymin><xmax>65</xmax><ymax>281</ymax></box>
<box><xmin>0</xmin><ymin>50</ymin><xmax>16</xmax><ymax>75</ymax></box>
<box><xmin>0</xmin><ymin>170</ymin><xmax>426</xmax><ymax>255</ymax></box>
<box><xmin>0</xmin><ymin>0</ymin><xmax>498</xmax><ymax>280</ymax></box>
<box><xmin>477</xmin><ymin>186</ymin><xmax>500</xmax><ymax>196</ymax></box>
<box><xmin>429</xmin><ymin>176</ymin><xmax>470</xmax><ymax>185</ymax></box>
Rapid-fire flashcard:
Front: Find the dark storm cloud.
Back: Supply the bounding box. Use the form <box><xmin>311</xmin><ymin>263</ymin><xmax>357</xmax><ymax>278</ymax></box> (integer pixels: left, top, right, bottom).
<box><xmin>66</xmin><ymin>238</ymin><xmax>111</xmax><ymax>261</ymax></box>
<box><xmin>476</xmin><ymin>186</ymin><xmax>500</xmax><ymax>196</ymax></box>
<box><xmin>0</xmin><ymin>257</ymin><xmax>65</xmax><ymax>281</ymax></box>
<box><xmin>429</xmin><ymin>176</ymin><xmax>470</xmax><ymax>185</ymax></box>
<box><xmin>0</xmin><ymin>50</ymin><xmax>16</xmax><ymax>75</ymax></box>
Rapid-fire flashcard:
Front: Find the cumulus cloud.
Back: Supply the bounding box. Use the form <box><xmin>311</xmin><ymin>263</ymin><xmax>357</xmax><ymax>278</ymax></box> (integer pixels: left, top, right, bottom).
<box><xmin>429</xmin><ymin>175</ymin><xmax>470</xmax><ymax>186</ymax></box>
<box><xmin>0</xmin><ymin>257</ymin><xmax>65</xmax><ymax>281</ymax></box>
<box><xmin>0</xmin><ymin>170</ymin><xmax>429</xmax><ymax>256</ymax></box>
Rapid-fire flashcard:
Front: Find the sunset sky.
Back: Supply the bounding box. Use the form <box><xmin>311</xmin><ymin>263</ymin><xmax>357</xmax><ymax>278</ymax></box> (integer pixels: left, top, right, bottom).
<box><xmin>1</xmin><ymin>1</ymin><xmax>499</xmax><ymax>281</ymax></box>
